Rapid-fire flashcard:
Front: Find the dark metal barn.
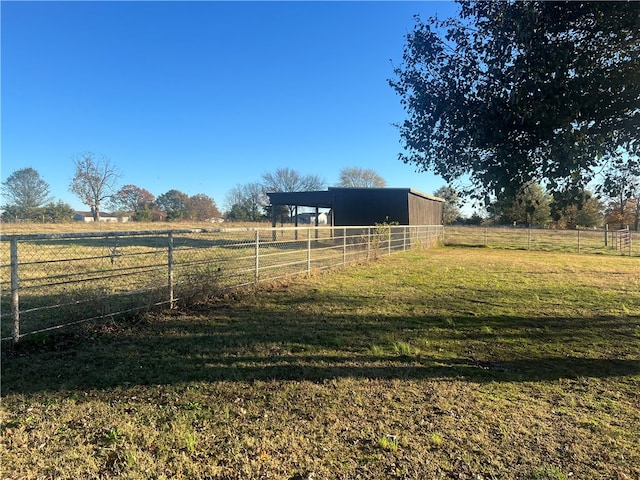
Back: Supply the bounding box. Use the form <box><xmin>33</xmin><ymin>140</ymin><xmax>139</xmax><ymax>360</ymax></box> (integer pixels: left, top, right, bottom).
<box><xmin>266</xmin><ymin>187</ymin><xmax>444</xmax><ymax>227</ymax></box>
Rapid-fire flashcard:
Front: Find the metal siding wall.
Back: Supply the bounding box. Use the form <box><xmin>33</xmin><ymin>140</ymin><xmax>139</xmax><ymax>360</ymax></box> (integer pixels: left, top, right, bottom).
<box><xmin>408</xmin><ymin>193</ymin><xmax>443</xmax><ymax>225</ymax></box>
<box><xmin>334</xmin><ymin>190</ymin><xmax>409</xmax><ymax>225</ymax></box>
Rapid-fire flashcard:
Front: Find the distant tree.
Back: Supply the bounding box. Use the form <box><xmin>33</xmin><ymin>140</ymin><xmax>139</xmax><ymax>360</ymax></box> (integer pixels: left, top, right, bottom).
<box><xmin>466</xmin><ymin>212</ymin><xmax>485</xmax><ymax>226</ymax></box>
<box><xmin>433</xmin><ymin>186</ymin><xmax>460</xmax><ymax>225</ymax></box>
<box><xmin>389</xmin><ymin>1</ymin><xmax>640</xmax><ymax>203</ymax></box>
<box><xmin>489</xmin><ymin>183</ymin><xmax>552</xmax><ymax>227</ymax></box>
<box><xmin>261</xmin><ymin>168</ymin><xmax>325</xmax><ymax>220</ymax></box>
<box><xmin>262</xmin><ymin>167</ymin><xmax>324</xmax><ymax>193</ymax></box>
<box><xmin>225</xmin><ymin>203</ymin><xmax>252</xmax><ymax>222</ymax></box>
<box><xmin>598</xmin><ymin>159</ymin><xmax>640</xmax><ymax>230</ymax></box>
<box><xmin>156</xmin><ymin>189</ymin><xmax>190</xmax><ymax>221</ymax></box>
<box><xmin>134</xmin><ymin>206</ymin><xmax>153</xmax><ymax>222</ymax></box>
<box><xmin>1</xmin><ymin>167</ymin><xmax>51</xmax><ymax>219</ymax></box>
<box><xmin>551</xmin><ymin>191</ymin><xmax>603</xmax><ymax>229</ymax></box>
<box><xmin>225</xmin><ymin>182</ymin><xmax>267</xmax><ymax>222</ymax></box>
<box><xmin>44</xmin><ymin>200</ymin><xmax>75</xmax><ymax>223</ymax></box>
<box><xmin>1</xmin><ymin>205</ymin><xmax>20</xmax><ymax>222</ymax></box>
<box><xmin>69</xmin><ymin>152</ymin><xmax>121</xmax><ymax>221</ymax></box>
<box><xmin>337</xmin><ymin>167</ymin><xmax>386</xmax><ymax>188</ymax></box>
<box><xmin>188</xmin><ymin>193</ymin><xmax>221</xmax><ymax>221</ymax></box>
<box><xmin>110</xmin><ymin>184</ymin><xmax>155</xmax><ymax>219</ymax></box>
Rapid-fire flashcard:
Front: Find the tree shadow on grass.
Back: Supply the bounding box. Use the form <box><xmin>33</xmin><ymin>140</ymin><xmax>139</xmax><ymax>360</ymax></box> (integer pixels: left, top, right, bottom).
<box><xmin>3</xmin><ymin>295</ymin><xmax>639</xmax><ymax>395</ymax></box>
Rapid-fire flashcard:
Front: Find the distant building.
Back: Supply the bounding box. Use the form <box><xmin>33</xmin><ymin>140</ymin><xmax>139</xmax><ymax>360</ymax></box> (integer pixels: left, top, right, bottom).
<box><xmin>73</xmin><ymin>212</ymin><xmax>130</xmax><ymax>223</ymax></box>
<box><xmin>294</xmin><ymin>212</ymin><xmax>329</xmax><ymax>225</ymax></box>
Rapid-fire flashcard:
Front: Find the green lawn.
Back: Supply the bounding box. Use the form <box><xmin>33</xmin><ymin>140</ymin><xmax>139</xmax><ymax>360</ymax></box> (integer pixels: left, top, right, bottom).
<box><xmin>2</xmin><ymin>248</ymin><xmax>639</xmax><ymax>479</ymax></box>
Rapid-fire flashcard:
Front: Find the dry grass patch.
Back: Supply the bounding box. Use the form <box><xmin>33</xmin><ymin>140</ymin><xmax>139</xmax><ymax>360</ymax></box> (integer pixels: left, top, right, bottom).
<box><xmin>2</xmin><ymin>248</ymin><xmax>639</xmax><ymax>479</ymax></box>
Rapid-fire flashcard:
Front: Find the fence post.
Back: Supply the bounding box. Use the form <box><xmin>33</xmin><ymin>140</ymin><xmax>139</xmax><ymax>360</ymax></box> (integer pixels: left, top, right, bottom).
<box><xmin>577</xmin><ymin>228</ymin><xmax>581</xmax><ymax>254</ymax></box>
<box><xmin>11</xmin><ymin>238</ymin><xmax>20</xmax><ymax>345</ymax></box>
<box><xmin>604</xmin><ymin>224</ymin><xmax>608</xmax><ymax>247</ymax></box>
<box><xmin>255</xmin><ymin>230</ymin><xmax>260</xmax><ymax>283</ymax></box>
<box><xmin>388</xmin><ymin>228</ymin><xmax>392</xmax><ymax>255</ymax></box>
<box><xmin>307</xmin><ymin>228</ymin><xmax>312</xmax><ymax>275</ymax></box>
<box><xmin>367</xmin><ymin>227</ymin><xmax>371</xmax><ymax>260</ymax></box>
<box><xmin>168</xmin><ymin>232</ymin><xmax>175</xmax><ymax>308</ymax></box>
<box><xmin>343</xmin><ymin>228</ymin><xmax>347</xmax><ymax>265</ymax></box>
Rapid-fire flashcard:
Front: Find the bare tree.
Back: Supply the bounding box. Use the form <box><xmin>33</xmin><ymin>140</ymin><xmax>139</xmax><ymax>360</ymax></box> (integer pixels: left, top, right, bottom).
<box><xmin>225</xmin><ymin>182</ymin><xmax>267</xmax><ymax>221</ymax></box>
<box><xmin>262</xmin><ymin>168</ymin><xmax>324</xmax><ymax>193</ymax></box>
<box><xmin>69</xmin><ymin>153</ymin><xmax>121</xmax><ymax>221</ymax></box>
<box><xmin>261</xmin><ymin>167</ymin><xmax>325</xmax><ymax>219</ymax></box>
<box><xmin>337</xmin><ymin>167</ymin><xmax>386</xmax><ymax>188</ymax></box>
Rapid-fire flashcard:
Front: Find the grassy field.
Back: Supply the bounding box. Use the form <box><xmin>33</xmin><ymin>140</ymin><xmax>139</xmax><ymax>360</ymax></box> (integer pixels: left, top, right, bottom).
<box><xmin>1</xmin><ymin>248</ymin><xmax>639</xmax><ymax>479</ymax></box>
<box><xmin>0</xmin><ymin>220</ymin><xmax>272</xmax><ymax>235</ymax></box>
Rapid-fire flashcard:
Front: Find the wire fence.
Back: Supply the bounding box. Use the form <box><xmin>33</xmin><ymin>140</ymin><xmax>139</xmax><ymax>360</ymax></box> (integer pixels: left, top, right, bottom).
<box><xmin>0</xmin><ymin>225</ymin><xmax>443</xmax><ymax>344</ymax></box>
<box><xmin>443</xmin><ymin>225</ymin><xmax>638</xmax><ymax>256</ymax></box>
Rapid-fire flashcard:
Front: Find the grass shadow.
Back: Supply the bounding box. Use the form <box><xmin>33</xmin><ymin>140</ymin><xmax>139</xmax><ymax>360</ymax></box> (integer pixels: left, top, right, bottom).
<box><xmin>3</xmin><ymin>295</ymin><xmax>639</xmax><ymax>394</ymax></box>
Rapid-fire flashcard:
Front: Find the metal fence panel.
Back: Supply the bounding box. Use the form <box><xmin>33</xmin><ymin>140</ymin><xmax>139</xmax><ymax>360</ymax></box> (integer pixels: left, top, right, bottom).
<box><xmin>1</xmin><ymin>225</ymin><xmax>443</xmax><ymax>343</ymax></box>
<box><xmin>443</xmin><ymin>225</ymin><xmax>638</xmax><ymax>256</ymax></box>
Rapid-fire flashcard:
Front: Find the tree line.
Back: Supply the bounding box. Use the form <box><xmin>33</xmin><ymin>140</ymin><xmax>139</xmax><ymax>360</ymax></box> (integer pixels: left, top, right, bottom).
<box><xmin>435</xmin><ymin>183</ymin><xmax>638</xmax><ymax>230</ymax></box>
<box><xmin>1</xmin><ymin>154</ymin><xmax>387</xmax><ymax>224</ymax></box>
<box><xmin>3</xmin><ymin>154</ymin><xmax>635</xmax><ymax>230</ymax></box>
<box><xmin>1</xmin><ymin>154</ymin><xmax>221</xmax><ymax>223</ymax></box>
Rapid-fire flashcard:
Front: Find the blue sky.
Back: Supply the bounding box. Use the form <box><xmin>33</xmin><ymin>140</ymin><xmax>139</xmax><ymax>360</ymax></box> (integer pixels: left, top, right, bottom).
<box><xmin>2</xmin><ymin>1</ymin><xmax>460</xmax><ymax>213</ymax></box>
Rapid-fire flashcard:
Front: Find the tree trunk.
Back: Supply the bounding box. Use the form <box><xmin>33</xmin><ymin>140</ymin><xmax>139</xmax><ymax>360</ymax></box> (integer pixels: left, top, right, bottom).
<box><xmin>91</xmin><ymin>204</ymin><xmax>101</xmax><ymax>222</ymax></box>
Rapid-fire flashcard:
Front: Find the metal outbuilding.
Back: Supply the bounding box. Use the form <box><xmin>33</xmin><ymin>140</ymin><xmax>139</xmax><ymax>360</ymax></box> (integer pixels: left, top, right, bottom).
<box><xmin>266</xmin><ymin>187</ymin><xmax>444</xmax><ymax>227</ymax></box>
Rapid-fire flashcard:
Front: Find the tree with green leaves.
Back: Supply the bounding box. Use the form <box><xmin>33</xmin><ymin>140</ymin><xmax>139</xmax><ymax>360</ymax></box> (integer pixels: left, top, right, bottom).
<box><xmin>598</xmin><ymin>158</ymin><xmax>640</xmax><ymax>230</ymax></box>
<box><xmin>337</xmin><ymin>167</ymin><xmax>386</xmax><ymax>188</ymax></box>
<box><xmin>1</xmin><ymin>167</ymin><xmax>51</xmax><ymax>220</ymax></box>
<box><xmin>551</xmin><ymin>193</ymin><xmax>603</xmax><ymax>229</ymax></box>
<box><xmin>390</xmin><ymin>1</ymin><xmax>639</xmax><ymax>204</ymax></box>
<box><xmin>489</xmin><ymin>183</ymin><xmax>551</xmax><ymax>227</ymax></box>
<box><xmin>44</xmin><ymin>200</ymin><xmax>75</xmax><ymax>223</ymax></box>
<box><xmin>69</xmin><ymin>153</ymin><xmax>121</xmax><ymax>221</ymax></box>
<box><xmin>433</xmin><ymin>185</ymin><xmax>460</xmax><ymax>225</ymax></box>
<box><xmin>156</xmin><ymin>189</ymin><xmax>190</xmax><ymax>222</ymax></box>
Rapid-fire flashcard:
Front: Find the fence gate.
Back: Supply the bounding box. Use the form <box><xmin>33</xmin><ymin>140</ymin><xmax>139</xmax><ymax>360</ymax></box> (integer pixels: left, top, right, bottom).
<box><xmin>616</xmin><ymin>227</ymin><xmax>632</xmax><ymax>255</ymax></box>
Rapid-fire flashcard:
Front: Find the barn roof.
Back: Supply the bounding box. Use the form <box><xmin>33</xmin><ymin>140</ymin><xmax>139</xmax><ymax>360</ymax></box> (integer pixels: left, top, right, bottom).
<box><xmin>266</xmin><ymin>187</ymin><xmax>444</xmax><ymax>209</ymax></box>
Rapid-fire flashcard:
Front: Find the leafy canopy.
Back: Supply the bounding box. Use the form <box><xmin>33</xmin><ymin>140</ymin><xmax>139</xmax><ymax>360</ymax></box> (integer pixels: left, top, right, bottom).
<box><xmin>2</xmin><ymin>167</ymin><xmax>51</xmax><ymax>211</ymax></box>
<box><xmin>390</xmin><ymin>1</ymin><xmax>640</xmax><ymax>202</ymax></box>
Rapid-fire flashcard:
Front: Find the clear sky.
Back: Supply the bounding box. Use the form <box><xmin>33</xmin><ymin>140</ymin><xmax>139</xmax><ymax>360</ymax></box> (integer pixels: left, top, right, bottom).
<box><xmin>1</xmin><ymin>1</ymin><xmax>460</xmax><ymax>213</ymax></box>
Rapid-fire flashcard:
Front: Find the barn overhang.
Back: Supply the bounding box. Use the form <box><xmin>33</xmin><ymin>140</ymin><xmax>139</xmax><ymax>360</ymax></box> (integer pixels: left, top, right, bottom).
<box><xmin>266</xmin><ymin>190</ymin><xmax>335</xmax><ymax>227</ymax></box>
<box><xmin>266</xmin><ymin>191</ymin><xmax>334</xmax><ymax>209</ymax></box>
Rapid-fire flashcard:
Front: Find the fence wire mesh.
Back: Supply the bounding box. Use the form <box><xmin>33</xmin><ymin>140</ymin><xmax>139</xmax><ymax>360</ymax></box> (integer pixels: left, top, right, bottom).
<box><xmin>1</xmin><ymin>225</ymin><xmax>442</xmax><ymax>342</ymax></box>
<box><xmin>443</xmin><ymin>225</ymin><xmax>638</xmax><ymax>256</ymax></box>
